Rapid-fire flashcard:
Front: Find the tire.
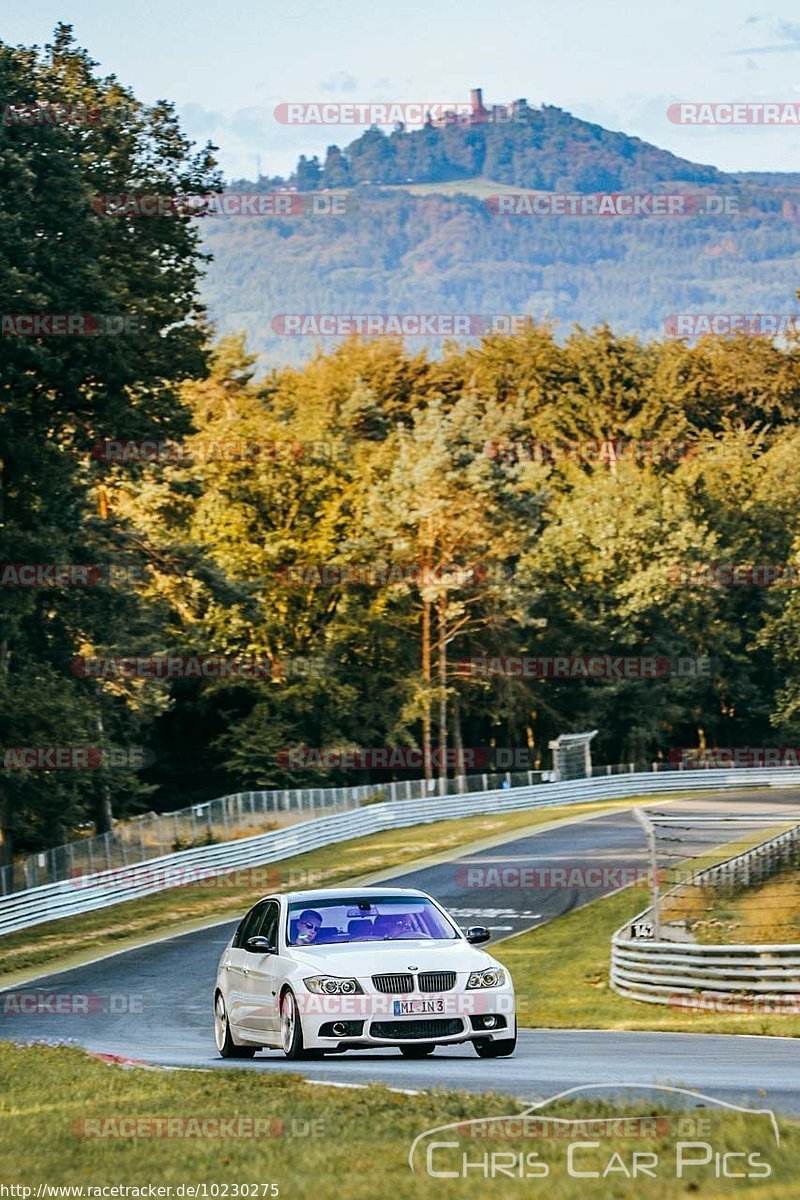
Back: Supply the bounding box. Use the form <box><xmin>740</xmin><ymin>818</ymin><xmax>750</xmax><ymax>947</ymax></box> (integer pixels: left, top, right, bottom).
<box><xmin>280</xmin><ymin>990</ymin><xmax>314</xmax><ymax>1060</ymax></box>
<box><xmin>474</xmin><ymin>1033</ymin><xmax>517</xmax><ymax>1058</ymax></box>
<box><xmin>214</xmin><ymin>991</ymin><xmax>256</xmax><ymax>1059</ymax></box>
<box><xmin>399</xmin><ymin>1044</ymin><xmax>435</xmax><ymax>1058</ymax></box>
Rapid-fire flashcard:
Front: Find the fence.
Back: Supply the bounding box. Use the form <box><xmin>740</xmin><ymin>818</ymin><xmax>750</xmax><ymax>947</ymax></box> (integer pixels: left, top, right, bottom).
<box><xmin>2</xmin><ymin>769</ymin><xmax>552</xmax><ymax>895</ymax></box>
<box><xmin>4</xmin><ymin>760</ymin><xmax>649</xmax><ymax>895</ymax></box>
<box><xmin>611</xmin><ymin>822</ymin><xmax>800</xmax><ymax>1006</ymax></box>
<box><xmin>2</xmin><ymin>765</ymin><xmax>800</xmax><ymax>938</ymax></box>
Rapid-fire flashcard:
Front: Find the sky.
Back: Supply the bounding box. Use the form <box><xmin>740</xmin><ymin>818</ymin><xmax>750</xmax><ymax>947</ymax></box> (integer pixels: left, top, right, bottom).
<box><xmin>5</xmin><ymin>0</ymin><xmax>800</xmax><ymax>179</ymax></box>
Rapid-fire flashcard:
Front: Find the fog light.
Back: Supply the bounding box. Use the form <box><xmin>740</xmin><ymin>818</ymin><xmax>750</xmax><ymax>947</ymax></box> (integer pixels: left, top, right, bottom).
<box><xmin>483</xmin><ymin>1015</ymin><xmax>497</xmax><ymax>1028</ymax></box>
<box><xmin>331</xmin><ymin>1022</ymin><xmax>347</xmax><ymax>1036</ymax></box>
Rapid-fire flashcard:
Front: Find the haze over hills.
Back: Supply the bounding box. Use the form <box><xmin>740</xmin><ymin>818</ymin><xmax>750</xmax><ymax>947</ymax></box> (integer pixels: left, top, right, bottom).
<box><xmin>201</xmin><ymin>91</ymin><xmax>800</xmax><ymax>366</ymax></box>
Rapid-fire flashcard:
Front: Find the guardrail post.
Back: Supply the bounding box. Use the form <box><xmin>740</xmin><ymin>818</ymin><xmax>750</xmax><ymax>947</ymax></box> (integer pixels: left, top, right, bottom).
<box><xmin>632</xmin><ymin>807</ymin><xmax>661</xmax><ymax>939</ymax></box>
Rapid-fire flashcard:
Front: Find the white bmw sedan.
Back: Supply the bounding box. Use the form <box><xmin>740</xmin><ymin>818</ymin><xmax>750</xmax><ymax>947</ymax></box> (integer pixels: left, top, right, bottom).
<box><xmin>214</xmin><ymin>887</ymin><xmax>516</xmax><ymax>1060</ymax></box>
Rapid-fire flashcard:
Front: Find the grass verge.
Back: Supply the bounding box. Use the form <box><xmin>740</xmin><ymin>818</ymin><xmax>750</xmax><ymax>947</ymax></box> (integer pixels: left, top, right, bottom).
<box><xmin>494</xmin><ymin>825</ymin><xmax>800</xmax><ymax>1036</ymax></box>
<box><xmin>0</xmin><ymin>1042</ymin><xmax>796</xmax><ymax>1198</ymax></box>
<box><xmin>661</xmin><ymin>866</ymin><xmax>800</xmax><ymax>945</ymax></box>
<box><xmin>0</xmin><ymin>798</ymin><xmax>640</xmax><ymax>980</ymax></box>
<box><xmin>375</xmin><ymin>176</ymin><xmax>508</xmax><ymax>199</ymax></box>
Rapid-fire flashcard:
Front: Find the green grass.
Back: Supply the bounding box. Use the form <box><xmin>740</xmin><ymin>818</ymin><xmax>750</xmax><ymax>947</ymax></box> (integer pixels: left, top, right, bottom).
<box><xmin>662</xmin><ymin>865</ymin><xmax>800</xmax><ymax>946</ymax></box>
<box><xmin>494</xmin><ymin>826</ymin><xmax>800</xmax><ymax>1036</ymax></box>
<box><xmin>0</xmin><ymin>798</ymin><xmax>640</xmax><ymax>981</ymax></box>
<box><xmin>0</xmin><ymin>1042</ymin><xmax>796</xmax><ymax>1198</ymax></box>
<box><xmin>373</xmin><ymin>176</ymin><xmax>508</xmax><ymax>199</ymax></box>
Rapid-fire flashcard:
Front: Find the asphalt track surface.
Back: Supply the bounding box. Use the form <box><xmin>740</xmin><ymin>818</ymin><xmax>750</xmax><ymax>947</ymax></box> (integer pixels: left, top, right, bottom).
<box><xmin>4</xmin><ymin>789</ymin><xmax>800</xmax><ymax>1116</ymax></box>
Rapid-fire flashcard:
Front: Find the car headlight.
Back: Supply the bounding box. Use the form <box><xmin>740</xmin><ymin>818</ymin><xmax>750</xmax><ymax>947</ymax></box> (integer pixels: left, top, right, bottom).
<box><xmin>304</xmin><ymin>976</ymin><xmax>364</xmax><ymax>995</ymax></box>
<box><xmin>467</xmin><ymin>968</ymin><xmax>507</xmax><ymax>989</ymax></box>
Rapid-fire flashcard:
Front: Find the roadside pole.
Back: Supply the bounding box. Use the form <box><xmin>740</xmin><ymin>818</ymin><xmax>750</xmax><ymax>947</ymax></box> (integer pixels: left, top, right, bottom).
<box><xmin>632</xmin><ymin>806</ymin><xmax>661</xmax><ymax>939</ymax></box>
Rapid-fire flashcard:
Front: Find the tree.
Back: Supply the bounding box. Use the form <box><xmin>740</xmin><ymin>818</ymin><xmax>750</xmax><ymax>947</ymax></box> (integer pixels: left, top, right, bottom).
<box><xmin>0</xmin><ymin>24</ymin><xmax>220</xmax><ymax>860</ymax></box>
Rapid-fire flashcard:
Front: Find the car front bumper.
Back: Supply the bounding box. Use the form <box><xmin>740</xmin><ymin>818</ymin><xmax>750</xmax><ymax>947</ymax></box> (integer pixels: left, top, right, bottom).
<box><xmin>296</xmin><ymin>985</ymin><xmax>517</xmax><ymax>1049</ymax></box>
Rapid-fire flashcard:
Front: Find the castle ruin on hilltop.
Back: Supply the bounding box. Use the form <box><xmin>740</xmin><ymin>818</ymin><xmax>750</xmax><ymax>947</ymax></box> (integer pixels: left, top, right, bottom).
<box><xmin>429</xmin><ymin>88</ymin><xmax>530</xmax><ymax>128</ymax></box>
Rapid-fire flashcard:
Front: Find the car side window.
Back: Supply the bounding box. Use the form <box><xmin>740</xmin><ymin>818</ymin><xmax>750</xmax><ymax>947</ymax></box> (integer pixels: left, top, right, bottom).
<box><xmin>233</xmin><ymin>901</ymin><xmax>268</xmax><ymax>948</ymax></box>
<box><xmin>257</xmin><ymin>901</ymin><xmax>280</xmax><ymax>950</ymax></box>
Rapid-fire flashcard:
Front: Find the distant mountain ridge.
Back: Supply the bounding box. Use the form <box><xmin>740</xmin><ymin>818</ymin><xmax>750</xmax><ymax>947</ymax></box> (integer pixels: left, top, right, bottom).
<box><xmin>208</xmin><ymin>93</ymin><xmax>800</xmax><ymax>366</ymax></box>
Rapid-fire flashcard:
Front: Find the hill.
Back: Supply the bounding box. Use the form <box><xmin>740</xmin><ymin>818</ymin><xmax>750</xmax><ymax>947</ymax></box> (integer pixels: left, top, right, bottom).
<box><xmin>204</xmin><ymin>101</ymin><xmax>800</xmax><ymax>366</ymax></box>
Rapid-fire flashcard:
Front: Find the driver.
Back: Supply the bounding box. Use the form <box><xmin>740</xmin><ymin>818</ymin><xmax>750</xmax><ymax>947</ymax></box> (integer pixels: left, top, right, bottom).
<box><xmin>295</xmin><ymin>909</ymin><xmax>323</xmax><ymax>944</ymax></box>
<box><xmin>383</xmin><ymin>913</ymin><xmax>412</xmax><ymax>938</ymax></box>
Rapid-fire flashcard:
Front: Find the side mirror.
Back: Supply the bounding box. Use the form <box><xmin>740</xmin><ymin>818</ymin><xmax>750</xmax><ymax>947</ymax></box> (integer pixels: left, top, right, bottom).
<box><xmin>246</xmin><ymin>935</ymin><xmax>276</xmax><ymax>954</ymax></box>
<box><xmin>465</xmin><ymin>926</ymin><xmax>491</xmax><ymax>945</ymax></box>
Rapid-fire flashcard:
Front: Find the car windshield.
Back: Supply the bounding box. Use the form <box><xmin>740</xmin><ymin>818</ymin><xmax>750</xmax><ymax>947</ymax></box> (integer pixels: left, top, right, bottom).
<box><xmin>286</xmin><ymin>896</ymin><xmax>459</xmax><ymax>946</ymax></box>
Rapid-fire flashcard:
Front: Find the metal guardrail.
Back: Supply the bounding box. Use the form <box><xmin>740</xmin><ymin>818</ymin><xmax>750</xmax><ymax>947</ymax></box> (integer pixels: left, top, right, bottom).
<box><xmin>6</xmin><ymin>760</ymin><xmax>650</xmax><ymax>896</ymax></box>
<box><xmin>4</xmin><ymin>768</ymin><xmax>557</xmax><ymax>895</ymax></box>
<box><xmin>611</xmin><ymin>818</ymin><xmax>800</xmax><ymax>1006</ymax></box>
<box><xmin>2</xmin><ymin>766</ymin><xmax>800</xmax><ymax>938</ymax></box>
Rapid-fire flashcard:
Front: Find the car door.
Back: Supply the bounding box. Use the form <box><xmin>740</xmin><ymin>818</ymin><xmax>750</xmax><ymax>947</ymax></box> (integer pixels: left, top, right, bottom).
<box><xmin>240</xmin><ymin>900</ymin><xmax>281</xmax><ymax>1039</ymax></box>
<box><xmin>226</xmin><ymin>901</ymin><xmax>270</xmax><ymax>1030</ymax></box>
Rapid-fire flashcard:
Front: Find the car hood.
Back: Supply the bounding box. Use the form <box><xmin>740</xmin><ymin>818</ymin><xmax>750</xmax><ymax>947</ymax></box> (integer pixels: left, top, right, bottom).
<box><xmin>285</xmin><ymin>938</ymin><xmax>501</xmax><ymax>977</ymax></box>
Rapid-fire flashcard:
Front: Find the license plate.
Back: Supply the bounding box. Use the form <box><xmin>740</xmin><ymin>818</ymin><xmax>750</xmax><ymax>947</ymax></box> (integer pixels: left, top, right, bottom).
<box><xmin>392</xmin><ymin>998</ymin><xmax>445</xmax><ymax>1015</ymax></box>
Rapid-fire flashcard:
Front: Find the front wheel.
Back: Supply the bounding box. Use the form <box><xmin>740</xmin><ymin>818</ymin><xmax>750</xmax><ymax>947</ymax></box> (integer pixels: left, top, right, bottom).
<box><xmin>474</xmin><ymin>1034</ymin><xmax>517</xmax><ymax>1058</ymax></box>
<box><xmin>214</xmin><ymin>992</ymin><xmax>256</xmax><ymax>1059</ymax></box>
<box><xmin>399</xmin><ymin>1044</ymin><xmax>435</xmax><ymax>1058</ymax></box>
<box><xmin>280</xmin><ymin>990</ymin><xmax>314</xmax><ymax>1060</ymax></box>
